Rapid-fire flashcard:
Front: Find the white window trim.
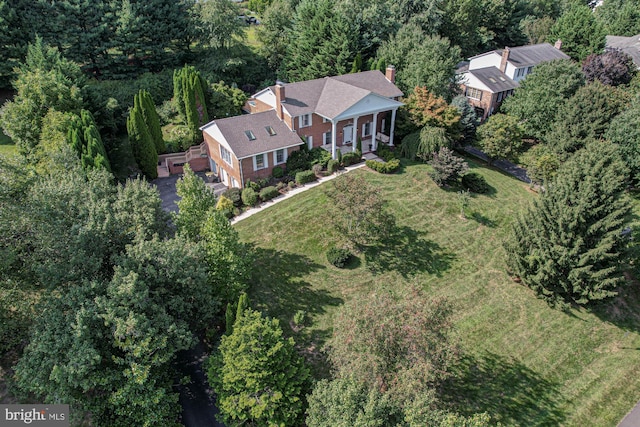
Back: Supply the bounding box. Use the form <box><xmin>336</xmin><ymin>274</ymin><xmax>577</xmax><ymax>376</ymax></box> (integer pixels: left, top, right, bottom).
<box><xmin>466</xmin><ymin>87</ymin><xmax>482</xmax><ymax>100</ymax></box>
<box><xmin>273</xmin><ymin>148</ymin><xmax>287</xmax><ymax>165</ymax></box>
<box><xmin>298</xmin><ymin>113</ymin><xmax>312</xmax><ymax>128</ymax></box>
<box><xmin>323</xmin><ymin>131</ymin><xmax>332</xmax><ymax>145</ymax></box>
<box><xmin>362</xmin><ymin>122</ymin><xmax>372</xmax><ymax>137</ymax></box>
<box><xmin>253</xmin><ymin>153</ymin><xmax>269</xmax><ymax>171</ymax></box>
<box><xmin>220</xmin><ymin>146</ymin><xmax>232</xmax><ymax>166</ymax></box>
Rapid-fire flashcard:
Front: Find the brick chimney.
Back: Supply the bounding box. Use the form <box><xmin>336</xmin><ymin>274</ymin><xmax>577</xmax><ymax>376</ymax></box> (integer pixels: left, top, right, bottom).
<box><xmin>499</xmin><ymin>47</ymin><xmax>510</xmax><ymax>73</ymax></box>
<box><xmin>385</xmin><ymin>65</ymin><xmax>396</xmax><ymax>83</ymax></box>
<box><xmin>554</xmin><ymin>39</ymin><xmax>563</xmax><ymax>50</ymax></box>
<box><xmin>274</xmin><ymin>84</ymin><xmax>285</xmax><ymax>120</ymax></box>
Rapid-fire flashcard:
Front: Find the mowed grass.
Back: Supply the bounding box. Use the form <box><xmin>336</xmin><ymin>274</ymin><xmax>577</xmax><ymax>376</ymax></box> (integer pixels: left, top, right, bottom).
<box><xmin>234</xmin><ymin>158</ymin><xmax>640</xmax><ymax>426</ymax></box>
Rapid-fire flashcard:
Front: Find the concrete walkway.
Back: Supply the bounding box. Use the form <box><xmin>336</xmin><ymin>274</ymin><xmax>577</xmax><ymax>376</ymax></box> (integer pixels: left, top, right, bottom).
<box><xmin>463</xmin><ymin>145</ymin><xmax>531</xmax><ymax>184</ymax></box>
<box><xmin>231</xmin><ymin>161</ymin><xmax>371</xmax><ymax>225</ymax></box>
<box><xmin>619</xmin><ymin>403</ymin><xmax>640</xmax><ymax>427</ymax></box>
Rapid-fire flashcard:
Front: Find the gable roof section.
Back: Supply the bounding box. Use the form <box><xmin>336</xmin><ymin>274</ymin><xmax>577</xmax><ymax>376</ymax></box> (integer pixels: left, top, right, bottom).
<box><xmin>333</xmin><ymin>93</ymin><xmax>404</xmax><ymax>121</ymax></box>
<box><xmin>606</xmin><ymin>34</ymin><xmax>640</xmax><ymax>68</ymax></box>
<box><xmin>264</xmin><ymin>70</ymin><xmax>403</xmax><ymax>118</ymax></box>
<box><xmin>201</xmin><ymin>110</ymin><xmax>302</xmax><ymax>159</ymax></box>
<box><xmin>467</xmin><ymin>67</ymin><xmax>519</xmax><ymax>93</ymax></box>
<box><xmin>498</xmin><ymin>43</ymin><xmax>569</xmax><ymax>67</ymax></box>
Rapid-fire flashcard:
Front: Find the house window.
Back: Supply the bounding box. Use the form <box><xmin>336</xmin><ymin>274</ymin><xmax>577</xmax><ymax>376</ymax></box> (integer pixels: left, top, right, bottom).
<box><xmin>323</xmin><ymin>131</ymin><xmax>332</xmax><ymax>145</ymax></box>
<box><xmin>515</xmin><ymin>68</ymin><xmax>525</xmax><ymax>78</ymax></box>
<box><xmin>231</xmin><ymin>177</ymin><xmax>239</xmax><ymax>188</ymax></box>
<box><xmin>465</xmin><ymin>87</ymin><xmax>482</xmax><ymax>100</ymax></box>
<box><xmin>299</xmin><ymin>114</ymin><xmax>312</xmax><ymax>128</ymax></box>
<box><xmin>274</xmin><ymin>149</ymin><xmax>286</xmax><ymax>165</ymax></box>
<box><xmin>497</xmin><ymin>91</ymin><xmax>504</xmax><ymax>102</ymax></box>
<box><xmin>362</xmin><ymin>122</ymin><xmax>372</xmax><ymax>137</ymax></box>
<box><xmin>254</xmin><ymin>153</ymin><xmax>267</xmax><ymax>170</ymax></box>
<box><xmin>527</xmin><ymin>66</ymin><xmax>533</xmax><ymax>74</ymax></box>
<box><xmin>220</xmin><ymin>146</ymin><xmax>232</xmax><ymax>165</ymax></box>
<box><xmin>245</xmin><ymin>130</ymin><xmax>256</xmax><ymax>141</ymax></box>
<box><xmin>265</xmin><ymin>126</ymin><xmax>277</xmax><ymax>136</ymax></box>
<box><xmin>248</xmin><ymin>100</ymin><xmax>256</xmax><ymax>107</ymax></box>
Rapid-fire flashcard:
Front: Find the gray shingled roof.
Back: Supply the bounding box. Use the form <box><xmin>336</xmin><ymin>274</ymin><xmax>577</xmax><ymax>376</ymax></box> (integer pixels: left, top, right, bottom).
<box><xmin>468</xmin><ymin>67</ymin><xmax>519</xmax><ymax>93</ymax></box>
<box><xmin>497</xmin><ymin>43</ymin><xmax>569</xmax><ymax>67</ymax></box>
<box><xmin>203</xmin><ymin>110</ymin><xmax>302</xmax><ymax>159</ymax></box>
<box><xmin>273</xmin><ymin>70</ymin><xmax>403</xmax><ymax>119</ymax></box>
<box><xmin>606</xmin><ymin>34</ymin><xmax>640</xmax><ymax>68</ymax></box>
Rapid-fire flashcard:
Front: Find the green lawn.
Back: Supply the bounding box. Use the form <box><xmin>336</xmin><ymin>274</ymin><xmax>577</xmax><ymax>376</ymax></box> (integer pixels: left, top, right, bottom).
<box><xmin>0</xmin><ymin>132</ymin><xmax>16</xmax><ymax>157</ymax></box>
<box><xmin>234</xmin><ymin>159</ymin><xmax>640</xmax><ymax>426</ymax></box>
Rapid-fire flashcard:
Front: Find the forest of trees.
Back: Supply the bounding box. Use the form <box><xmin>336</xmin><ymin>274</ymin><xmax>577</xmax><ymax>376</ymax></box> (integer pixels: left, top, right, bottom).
<box><xmin>2</xmin><ymin>0</ymin><xmax>640</xmax><ymax>425</ymax></box>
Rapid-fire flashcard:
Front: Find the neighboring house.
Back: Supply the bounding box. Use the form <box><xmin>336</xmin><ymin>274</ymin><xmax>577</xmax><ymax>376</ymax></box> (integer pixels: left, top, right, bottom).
<box><xmin>201</xmin><ymin>67</ymin><xmax>403</xmax><ymax>188</ymax></box>
<box><xmin>605</xmin><ymin>34</ymin><xmax>640</xmax><ymax>69</ymax></box>
<box><xmin>458</xmin><ymin>42</ymin><xmax>569</xmax><ymax>120</ymax></box>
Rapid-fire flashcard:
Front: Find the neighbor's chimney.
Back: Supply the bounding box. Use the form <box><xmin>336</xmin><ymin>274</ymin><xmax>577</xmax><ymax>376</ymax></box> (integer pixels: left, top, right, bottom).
<box><xmin>554</xmin><ymin>39</ymin><xmax>563</xmax><ymax>50</ymax></box>
<box><xmin>275</xmin><ymin>83</ymin><xmax>285</xmax><ymax>120</ymax></box>
<box><xmin>499</xmin><ymin>47</ymin><xmax>510</xmax><ymax>73</ymax></box>
<box><xmin>385</xmin><ymin>65</ymin><xmax>396</xmax><ymax>83</ymax></box>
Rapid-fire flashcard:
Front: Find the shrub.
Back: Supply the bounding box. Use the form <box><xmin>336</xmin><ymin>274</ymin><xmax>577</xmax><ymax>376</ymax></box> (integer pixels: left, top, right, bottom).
<box><xmin>259</xmin><ymin>186</ymin><xmax>279</xmax><ymax>201</ymax></box>
<box><xmin>223</xmin><ymin>187</ymin><xmax>243</xmax><ymax>207</ymax></box>
<box><xmin>241</xmin><ymin>187</ymin><xmax>258</xmax><ymax>206</ymax></box>
<box><xmin>256</xmin><ymin>178</ymin><xmax>269</xmax><ymax>189</ymax></box>
<box><xmin>341</xmin><ymin>152</ymin><xmax>360</xmax><ymax>166</ymax></box>
<box><xmin>429</xmin><ymin>147</ymin><xmax>469</xmax><ymax>186</ymax></box>
<box><xmin>296</xmin><ymin>170</ymin><xmax>317</xmax><ymax>185</ymax></box>
<box><xmin>272</xmin><ymin>166</ymin><xmax>284</xmax><ymax>178</ymax></box>
<box><xmin>288</xmin><ymin>181</ymin><xmax>296</xmax><ymax>189</ymax></box>
<box><xmin>326</xmin><ymin>247</ymin><xmax>352</xmax><ymax>268</ymax></box>
<box><xmin>337</xmin><ymin>149</ymin><xmax>343</xmax><ymax>165</ymax></box>
<box><xmin>462</xmin><ymin>172</ymin><xmax>490</xmax><ymax>194</ymax></box>
<box><xmin>376</xmin><ymin>144</ymin><xmax>396</xmax><ymax>162</ymax></box>
<box><xmin>286</xmin><ymin>147</ymin><xmax>310</xmax><ymax>171</ymax></box>
<box><xmin>276</xmin><ymin>181</ymin><xmax>286</xmax><ymax>191</ymax></box>
<box><xmin>245</xmin><ymin>180</ymin><xmax>260</xmax><ymax>192</ymax></box>
<box><xmin>327</xmin><ymin>159</ymin><xmax>339</xmax><ymax>174</ymax></box>
<box><xmin>366</xmin><ymin>159</ymin><xmax>400</xmax><ymax>174</ymax></box>
<box><xmin>309</xmin><ymin>147</ymin><xmax>332</xmax><ymax>167</ymax></box>
<box><xmin>216</xmin><ymin>195</ymin><xmax>235</xmax><ymax>218</ymax></box>
<box><xmin>312</xmin><ymin>163</ymin><xmax>323</xmax><ymax>175</ymax></box>
<box><xmin>293</xmin><ymin>310</ymin><xmax>307</xmax><ymax>327</ymax></box>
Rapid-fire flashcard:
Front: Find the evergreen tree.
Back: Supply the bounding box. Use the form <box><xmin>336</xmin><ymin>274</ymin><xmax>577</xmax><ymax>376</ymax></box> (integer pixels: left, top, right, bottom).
<box><xmin>505</xmin><ymin>143</ymin><xmax>631</xmax><ymax>309</ymax></box>
<box><xmin>174</xmin><ymin>164</ymin><xmax>217</xmax><ymax>240</ymax></box>
<box><xmin>137</xmin><ymin>90</ymin><xmax>166</xmax><ymax>154</ymax></box>
<box><xmin>605</xmin><ymin>99</ymin><xmax>640</xmax><ymax>185</ymax></box>
<box><xmin>225</xmin><ymin>302</ymin><xmax>235</xmax><ymax>335</ymax></box>
<box><xmin>451</xmin><ymin>95</ymin><xmax>478</xmax><ymax>142</ymax></box>
<box><xmin>126</xmin><ymin>106</ymin><xmax>158</xmax><ymax>179</ymax></box>
<box><xmin>548</xmin><ymin>2</ymin><xmax>605</xmax><ymax>61</ymax></box>
<box><xmin>285</xmin><ymin>0</ymin><xmax>357</xmax><ymax>81</ymax></box>
<box><xmin>173</xmin><ymin>65</ymin><xmax>209</xmax><ymax>147</ymax></box>
<box><xmin>207</xmin><ymin>309</ymin><xmax>310</xmax><ymax>426</ymax></box>
<box><xmin>236</xmin><ymin>292</ymin><xmax>250</xmax><ymax>320</ymax></box>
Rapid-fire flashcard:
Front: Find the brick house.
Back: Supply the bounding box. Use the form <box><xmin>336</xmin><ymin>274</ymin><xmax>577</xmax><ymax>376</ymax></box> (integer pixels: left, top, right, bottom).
<box><xmin>457</xmin><ymin>42</ymin><xmax>569</xmax><ymax>120</ymax></box>
<box><xmin>201</xmin><ymin>67</ymin><xmax>403</xmax><ymax>188</ymax></box>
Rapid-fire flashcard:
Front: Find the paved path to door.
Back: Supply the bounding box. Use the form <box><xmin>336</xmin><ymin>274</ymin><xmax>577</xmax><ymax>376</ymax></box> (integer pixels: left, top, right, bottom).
<box><xmin>463</xmin><ymin>145</ymin><xmax>531</xmax><ymax>183</ymax></box>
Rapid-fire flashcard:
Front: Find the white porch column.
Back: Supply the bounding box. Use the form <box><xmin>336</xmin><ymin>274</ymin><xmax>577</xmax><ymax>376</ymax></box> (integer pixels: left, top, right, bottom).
<box><xmin>389</xmin><ymin>108</ymin><xmax>397</xmax><ymax>146</ymax></box>
<box><xmin>352</xmin><ymin>116</ymin><xmax>358</xmax><ymax>152</ymax></box>
<box><xmin>371</xmin><ymin>112</ymin><xmax>378</xmax><ymax>151</ymax></box>
<box><xmin>331</xmin><ymin>120</ymin><xmax>337</xmax><ymax>159</ymax></box>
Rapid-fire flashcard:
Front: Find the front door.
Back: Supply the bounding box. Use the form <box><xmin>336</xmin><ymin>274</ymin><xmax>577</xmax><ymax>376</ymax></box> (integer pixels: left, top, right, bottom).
<box><xmin>342</xmin><ymin>125</ymin><xmax>353</xmax><ymax>145</ymax></box>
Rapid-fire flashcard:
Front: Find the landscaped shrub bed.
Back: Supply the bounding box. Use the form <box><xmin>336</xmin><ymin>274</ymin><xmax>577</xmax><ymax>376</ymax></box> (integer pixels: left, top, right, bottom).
<box><xmin>296</xmin><ymin>170</ymin><xmax>317</xmax><ymax>185</ymax></box>
<box><xmin>375</xmin><ymin>144</ymin><xmax>396</xmax><ymax>162</ymax></box>
<box><xmin>341</xmin><ymin>152</ymin><xmax>361</xmax><ymax>166</ymax></box>
<box><xmin>366</xmin><ymin>158</ymin><xmax>400</xmax><ymax>174</ymax></box>
<box><xmin>272</xmin><ymin>166</ymin><xmax>284</xmax><ymax>178</ymax></box>
<box><xmin>259</xmin><ymin>186</ymin><xmax>279</xmax><ymax>201</ymax></box>
<box><xmin>241</xmin><ymin>187</ymin><xmax>258</xmax><ymax>206</ymax></box>
<box><xmin>462</xmin><ymin>172</ymin><xmax>490</xmax><ymax>193</ymax></box>
<box><xmin>223</xmin><ymin>187</ymin><xmax>243</xmax><ymax>207</ymax></box>
<box><xmin>327</xmin><ymin>159</ymin><xmax>339</xmax><ymax>174</ymax></box>
<box><xmin>326</xmin><ymin>247</ymin><xmax>352</xmax><ymax>268</ymax></box>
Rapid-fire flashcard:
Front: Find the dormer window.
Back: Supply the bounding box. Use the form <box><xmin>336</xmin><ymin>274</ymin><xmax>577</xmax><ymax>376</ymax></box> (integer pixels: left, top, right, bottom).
<box><xmin>265</xmin><ymin>126</ymin><xmax>277</xmax><ymax>136</ymax></box>
<box><xmin>245</xmin><ymin>130</ymin><xmax>256</xmax><ymax>141</ymax></box>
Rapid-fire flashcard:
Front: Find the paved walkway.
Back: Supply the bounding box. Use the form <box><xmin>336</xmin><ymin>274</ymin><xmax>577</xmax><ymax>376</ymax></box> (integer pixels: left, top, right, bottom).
<box><xmin>619</xmin><ymin>403</ymin><xmax>640</xmax><ymax>427</ymax></box>
<box><xmin>231</xmin><ymin>161</ymin><xmax>371</xmax><ymax>225</ymax></box>
<box><xmin>463</xmin><ymin>145</ymin><xmax>531</xmax><ymax>184</ymax></box>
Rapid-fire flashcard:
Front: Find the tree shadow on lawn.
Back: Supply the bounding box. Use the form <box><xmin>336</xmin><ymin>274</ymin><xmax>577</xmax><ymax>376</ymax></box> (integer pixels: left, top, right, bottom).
<box><xmin>248</xmin><ymin>247</ymin><xmax>344</xmax><ymax>374</ymax></box>
<box><xmin>440</xmin><ymin>352</ymin><xmax>566</xmax><ymax>426</ymax></box>
<box><xmin>590</xmin><ymin>274</ymin><xmax>640</xmax><ymax>334</ymax></box>
<box><xmin>364</xmin><ymin>224</ymin><xmax>455</xmax><ymax>278</ymax></box>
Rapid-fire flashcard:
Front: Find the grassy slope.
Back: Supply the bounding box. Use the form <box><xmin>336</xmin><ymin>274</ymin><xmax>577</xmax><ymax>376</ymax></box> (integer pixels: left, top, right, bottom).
<box><xmin>234</xmin><ymin>159</ymin><xmax>640</xmax><ymax>426</ymax></box>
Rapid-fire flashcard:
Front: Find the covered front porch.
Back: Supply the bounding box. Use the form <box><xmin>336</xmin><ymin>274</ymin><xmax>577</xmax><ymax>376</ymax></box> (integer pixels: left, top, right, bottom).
<box><xmin>322</xmin><ymin>93</ymin><xmax>403</xmax><ymax>160</ymax></box>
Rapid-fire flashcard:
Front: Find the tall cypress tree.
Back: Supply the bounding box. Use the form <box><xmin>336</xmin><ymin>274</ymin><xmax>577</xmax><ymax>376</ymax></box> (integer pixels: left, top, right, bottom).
<box><xmin>137</xmin><ymin>90</ymin><xmax>166</xmax><ymax>154</ymax></box>
<box><xmin>127</xmin><ymin>107</ymin><xmax>158</xmax><ymax>179</ymax></box>
<box><xmin>173</xmin><ymin>65</ymin><xmax>209</xmax><ymax>147</ymax></box>
<box><xmin>66</xmin><ymin>109</ymin><xmax>111</xmax><ymax>172</ymax></box>
<box><xmin>505</xmin><ymin>142</ymin><xmax>631</xmax><ymax>309</ymax></box>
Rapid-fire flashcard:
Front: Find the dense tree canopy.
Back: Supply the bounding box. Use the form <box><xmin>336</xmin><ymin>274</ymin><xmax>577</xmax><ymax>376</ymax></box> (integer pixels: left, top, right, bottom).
<box><xmin>595</xmin><ymin>0</ymin><xmax>640</xmax><ymax>37</ymax></box>
<box><xmin>502</xmin><ymin>59</ymin><xmax>584</xmax><ymax>140</ymax></box>
<box><xmin>582</xmin><ymin>50</ymin><xmax>637</xmax><ymax>87</ymax></box>
<box><xmin>476</xmin><ymin>114</ymin><xmax>524</xmax><ymax>164</ymax></box>
<box><xmin>548</xmin><ymin>2</ymin><xmax>605</xmax><ymax>61</ymax></box>
<box><xmin>605</xmin><ymin>98</ymin><xmax>640</xmax><ymax>184</ymax></box>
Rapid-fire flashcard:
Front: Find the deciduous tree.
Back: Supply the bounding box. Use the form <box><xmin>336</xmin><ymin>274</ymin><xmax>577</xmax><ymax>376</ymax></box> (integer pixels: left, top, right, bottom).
<box><xmin>174</xmin><ymin>164</ymin><xmax>217</xmax><ymax>239</ymax></box>
<box><xmin>476</xmin><ymin>114</ymin><xmax>524</xmax><ymax>164</ymax></box>
<box><xmin>582</xmin><ymin>50</ymin><xmax>637</xmax><ymax>87</ymax></box>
